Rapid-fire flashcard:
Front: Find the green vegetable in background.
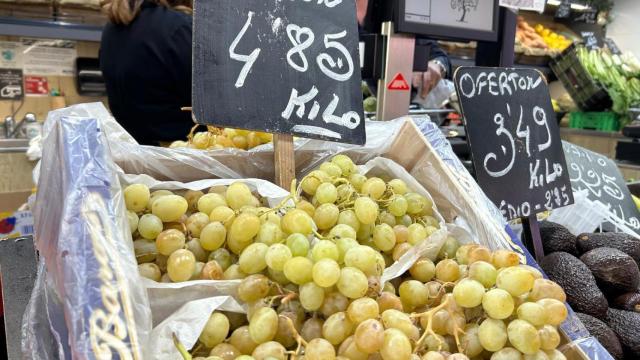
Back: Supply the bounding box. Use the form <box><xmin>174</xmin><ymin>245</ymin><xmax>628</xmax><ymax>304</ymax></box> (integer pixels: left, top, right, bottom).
<box><xmin>363</xmin><ymin>96</ymin><xmax>377</xmax><ymax>113</ymax></box>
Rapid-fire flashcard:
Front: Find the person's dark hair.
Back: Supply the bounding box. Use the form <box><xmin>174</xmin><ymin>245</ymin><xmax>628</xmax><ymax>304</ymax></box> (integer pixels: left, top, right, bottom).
<box><xmin>101</xmin><ymin>0</ymin><xmax>192</xmax><ymax>25</ymax></box>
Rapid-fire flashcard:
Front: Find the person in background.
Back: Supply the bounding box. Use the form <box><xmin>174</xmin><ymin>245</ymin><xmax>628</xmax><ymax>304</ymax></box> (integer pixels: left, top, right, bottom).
<box><xmin>356</xmin><ymin>0</ymin><xmax>451</xmax><ymax>100</ymax></box>
<box><xmin>100</xmin><ymin>0</ymin><xmax>193</xmax><ymax>145</ymax></box>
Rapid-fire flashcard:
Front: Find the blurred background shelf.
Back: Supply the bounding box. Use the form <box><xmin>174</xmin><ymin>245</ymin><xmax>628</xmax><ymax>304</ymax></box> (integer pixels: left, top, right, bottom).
<box><xmin>0</xmin><ymin>16</ymin><xmax>102</xmax><ymax>41</ymax></box>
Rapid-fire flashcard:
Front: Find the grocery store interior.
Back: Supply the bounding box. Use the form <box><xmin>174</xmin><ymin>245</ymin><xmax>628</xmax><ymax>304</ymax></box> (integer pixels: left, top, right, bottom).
<box><xmin>1</xmin><ymin>0</ymin><xmax>640</xmax><ymax>359</ymax></box>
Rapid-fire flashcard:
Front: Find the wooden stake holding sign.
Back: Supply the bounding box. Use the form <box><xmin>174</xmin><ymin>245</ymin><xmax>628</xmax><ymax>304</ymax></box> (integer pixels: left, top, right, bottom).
<box><xmin>453</xmin><ymin>67</ymin><xmax>574</xmax><ymax>261</ymax></box>
<box><xmin>192</xmin><ymin>0</ymin><xmax>366</xmax><ymax>188</ymax></box>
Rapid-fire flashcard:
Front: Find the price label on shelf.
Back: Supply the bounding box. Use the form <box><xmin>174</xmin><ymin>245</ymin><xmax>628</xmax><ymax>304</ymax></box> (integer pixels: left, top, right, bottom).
<box><xmin>454</xmin><ymin>67</ymin><xmax>574</xmax><ymax>221</ymax></box>
<box><xmin>193</xmin><ymin>0</ymin><xmax>366</xmax><ymax>145</ymax></box>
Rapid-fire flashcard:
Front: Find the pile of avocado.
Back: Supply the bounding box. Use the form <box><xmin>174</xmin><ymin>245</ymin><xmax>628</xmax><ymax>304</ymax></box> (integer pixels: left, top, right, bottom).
<box><xmin>536</xmin><ymin>222</ymin><xmax>640</xmax><ymax>359</ymax></box>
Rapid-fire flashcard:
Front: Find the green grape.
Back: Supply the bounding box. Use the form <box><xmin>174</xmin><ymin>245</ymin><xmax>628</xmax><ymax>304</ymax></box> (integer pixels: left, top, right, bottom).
<box><xmin>209</xmin><ymin>206</ymin><xmax>236</xmax><ymax>229</ymax></box>
<box><xmin>312</xmin><ymin>258</ymin><xmax>341</xmax><ymax>287</ymax></box>
<box><xmin>517</xmin><ymin>302</ymin><xmax>547</xmax><ymax>327</ymax></box>
<box><xmin>423</xmin><ymin>349</ymin><xmax>447</xmax><ymax>359</ymax></box>
<box><xmin>392</xmin><ymin>243</ymin><xmax>412</xmax><ymax>261</ymax></box>
<box><xmin>409</xmin><ymin>258</ymin><xmax>435</xmax><ymax>282</ymax></box>
<box><xmin>478</xmin><ymin>318</ymin><xmax>507</xmax><ymax>352</ymax></box>
<box><xmin>312</xmin><ymin>240</ymin><xmax>340</xmax><ymax>262</ymax></box>
<box><xmin>237</xmin><ymin>274</ymin><xmax>271</xmax><ymax>302</ymax></box>
<box><xmin>316</xmin><ymin>183</ymin><xmax>338</xmax><ymax>204</ymax></box>
<box><xmin>467</xmin><ymin>246</ymin><xmax>491</xmax><ymax>264</ymax></box>
<box><xmin>354</xmin><ymin>319</ymin><xmax>384</xmax><ymax>353</ymax></box>
<box><xmin>320</xmin><ymin>161</ymin><xmax>342</xmax><ymax>178</ymax></box>
<box><xmin>239</xmin><ymin>243</ymin><xmax>268</xmax><ymax>274</ymax></box>
<box><xmin>491</xmin><ymin>347</ymin><xmax>525</xmax><ymax>360</ymax></box>
<box><xmin>361</xmin><ymin>177</ymin><xmax>386</xmax><ymax>200</ymax></box>
<box><xmin>507</xmin><ymin>319</ymin><xmax>541</xmax><ymax>355</ymax></box>
<box><xmin>331</xmin><ymin>154</ymin><xmax>357</xmax><ymax>176</ymax></box>
<box><xmin>251</xmin><ymin>341</ymin><xmax>286</xmax><ymax>360</ymax></box>
<box><xmin>482</xmin><ymin>289</ymin><xmax>515</xmax><ymax>320</ymax></box>
<box><xmin>437</xmin><ymin>236</ymin><xmax>459</xmax><ymax>260</ymax></box>
<box><xmin>226</xmin><ymin>182</ymin><xmax>253</xmax><ymax>210</ymax></box>
<box><xmin>151</xmin><ymin>194</ymin><xmax>188</xmax><ymax>222</ymax></box>
<box><xmin>468</xmin><ymin>261</ymin><xmax>497</xmax><ymax>288</ymax></box>
<box><xmin>230</xmin><ymin>326</ymin><xmax>259</xmax><ymax>355</ymax></box>
<box><xmin>407</xmin><ymin>223</ymin><xmax>427</xmax><ymax>245</ymax></box>
<box><xmin>134</xmin><ymin>239</ymin><xmax>157</xmax><ymax>263</ymax></box>
<box><xmin>155</xmin><ymin>229</ymin><xmax>186</xmax><ymax>256</ymax></box>
<box><xmin>296</xmin><ymin>200</ymin><xmax>315</xmax><ymax>217</ymax></box>
<box><xmin>138</xmin><ymin>214</ymin><xmax>163</xmax><ymax>240</ymax></box>
<box><xmin>538</xmin><ymin>325</ymin><xmax>560</xmax><ymax>350</ymax></box>
<box><xmin>344</xmin><ymin>245</ymin><xmax>378</xmax><ymax>275</ymax></box>
<box><xmin>349</xmin><ymin>173</ymin><xmax>367</xmax><ymax>192</ymax></box>
<box><xmin>267</xmin><ymin>268</ymin><xmax>289</xmax><ymax>285</ymax></box>
<box><xmin>182</xmin><ymin>189</ymin><xmax>203</xmax><ymax>212</ymax></box>
<box><xmin>377</xmin><ymin>211</ymin><xmax>396</xmax><ymax>227</ymax></box>
<box><xmin>198</xmin><ymin>193</ymin><xmax>227</xmax><ymax>215</ymax></box>
<box><xmin>265</xmin><ymin>244</ymin><xmax>292</xmax><ymax>272</ymax></box>
<box><xmin>405</xmin><ymin>192</ymin><xmax>430</xmax><ymax>215</ymax></box>
<box><xmin>138</xmin><ymin>263</ymin><xmax>161</xmax><ymax>281</ymax></box>
<box><xmin>281</xmin><ymin>209</ymin><xmax>313</xmax><ymax>235</ymax></box>
<box><xmin>305</xmin><ymin>338</ymin><xmax>336</xmax><ymax>360</ymax></box>
<box><xmin>435</xmin><ymin>259</ymin><xmax>461</xmax><ymax>282</ymax></box>
<box><xmin>124</xmin><ymin>184</ymin><xmax>150</xmax><ymax>212</ymax></box>
<box><xmin>528</xmin><ymin>278</ymin><xmax>566</xmax><ymax>302</ymax></box>
<box><xmin>354</xmin><ymin>197</ymin><xmax>379</xmax><ymax>225</ymax></box>
<box><xmin>223</xmin><ymin>264</ymin><xmax>247</xmax><ymax>280</ymax></box>
<box><xmin>301</xmin><ymin>170</ymin><xmax>330</xmax><ymax>196</ymax></box>
<box><xmin>393</xmin><ymin>225</ymin><xmax>408</xmax><ymax>244</ymax></box>
<box><xmin>200</xmin><ymin>221</ymin><xmax>227</xmax><ymax>251</ymax></box>
<box><xmin>545</xmin><ymin>349</ymin><xmax>567</xmax><ymax>360</ymax></box>
<box><xmin>491</xmin><ymin>249</ymin><xmax>521</xmax><ymax>268</ymax></box>
<box><xmin>126</xmin><ymin>210</ymin><xmax>139</xmax><ymax>234</ymax></box>
<box><xmin>313</xmin><ymin>203</ymin><xmax>339</xmax><ymax>230</ymax></box>
<box><xmin>373</xmin><ymin>223</ymin><xmax>396</xmax><ymax>251</ymax></box>
<box><xmin>388</xmin><ymin>179</ymin><xmax>408</xmax><ymax>195</ymax></box>
<box><xmin>322</xmin><ymin>311</ymin><xmax>354</xmax><ymax>345</ymax></box>
<box><xmin>199</xmin><ymin>312</ymin><xmax>230</xmax><ymax>348</ymax></box>
<box><xmin>377</xmin><ymin>292</ymin><xmax>402</xmax><ymax>313</ymax></box>
<box><xmin>321</xmin><ymin>291</ymin><xmax>350</xmax><ymax>317</ymax></box>
<box><xmin>185</xmin><ymin>238</ymin><xmax>208</xmax><ymax>262</ymax></box>
<box><xmin>461</xmin><ymin>323</ymin><xmax>484</xmax><ymax>357</ymax></box>
<box><xmin>536</xmin><ymin>299</ymin><xmax>567</xmax><ymax>326</ymax></box>
<box><xmin>302</xmin><ymin>317</ymin><xmax>324</xmax><ymax>342</ymax></box>
<box><xmin>381</xmin><ymin>328</ymin><xmax>412</xmax><ymax>360</ymax></box>
<box><xmin>329</xmin><ymin>224</ymin><xmax>357</xmax><ymax>240</ymax></box>
<box><xmin>201</xmin><ymin>260</ymin><xmax>224</xmax><ymax>280</ymax></box>
<box><xmin>335</xmin><ymin>237</ymin><xmax>358</xmax><ymax>264</ymax></box>
<box><xmin>388</xmin><ymin>195</ymin><xmax>408</xmax><ymax>217</ymax></box>
<box><xmin>209</xmin><ymin>343</ymin><xmax>241</xmax><ymax>359</ymax></box>
<box><xmin>283</xmin><ymin>257</ymin><xmax>313</xmax><ymax>285</ymax></box>
<box><xmin>356</xmin><ymin>223</ymin><xmax>374</xmax><ymax>243</ymax></box>
<box><xmin>185</xmin><ymin>212</ymin><xmax>209</xmax><ymax>238</ymax></box>
<box><xmin>249</xmin><ymin>307</ymin><xmax>279</xmax><ymax>344</ymax></box>
<box><xmin>337</xmin><ymin>210</ymin><xmax>360</xmax><ymax>232</ymax></box>
<box><xmin>399</xmin><ymin>280</ymin><xmax>429</xmax><ymax>308</ymax></box>
<box><xmin>285</xmin><ymin>233</ymin><xmax>310</xmax><ymax>257</ymax></box>
<box><xmin>209</xmin><ymin>248</ymin><xmax>233</xmax><ymax>270</ymax></box>
<box><xmin>452</xmin><ymin>279</ymin><xmax>486</xmax><ymax>308</ymax></box>
<box><xmin>338</xmin><ymin>335</ymin><xmax>368</xmax><ymax>360</ymax></box>
<box><xmin>167</xmin><ymin>249</ymin><xmax>196</xmax><ymax>282</ymax></box>
<box><xmin>229</xmin><ymin>213</ymin><xmax>261</xmax><ymax>244</ymax></box>
<box><xmin>347</xmin><ymin>297</ymin><xmax>379</xmax><ymax>324</ymax></box>
<box><xmin>147</xmin><ymin>189</ymin><xmax>173</xmax><ymax>211</ymax></box>
<box><xmin>337</xmin><ymin>267</ymin><xmax>368</xmax><ymax>298</ymax></box>
<box><xmin>192</xmin><ymin>261</ymin><xmax>205</xmax><ymax>281</ymax></box>
<box><xmin>300</xmin><ymin>282</ymin><xmax>325</xmax><ymax>311</ymax></box>
<box><xmin>496</xmin><ymin>266</ymin><xmax>535</xmax><ymax>296</ymax></box>
<box><xmin>336</xmin><ymin>183</ymin><xmax>354</xmax><ymax>204</ymax></box>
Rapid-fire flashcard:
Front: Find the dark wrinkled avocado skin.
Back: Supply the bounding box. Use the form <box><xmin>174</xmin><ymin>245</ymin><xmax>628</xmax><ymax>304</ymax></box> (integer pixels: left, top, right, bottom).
<box><xmin>576</xmin><ymin>312</ymin><xmax>624</xmax><ymax>360</ymax></box>
<box><xmin>606</xmin><ymin>308</ymin><xmax>640</xmax><ymax>357</ymax></box>
<box><xmin>612</xmin><ymin>292</ymin><xmax>640</xmax><ymax>312</ymax></box>
<box><xmin>576</xmin><ymin>232</ymin><xmax>640</xmax><ymax>264</ymax></box>
<box><xmin>539</xmin><ymin>221</ymin><xmax>578</xmax><ymax>255</ymax></box>
<box><xmin>580</xmin><ymin>247</ymin><xmax>640</xmax><ymax>292</ymax></box>
<box><xmin>540</xmin><ymin>252</ymin><xmax>608</xmax><ymax>317</ymax></box>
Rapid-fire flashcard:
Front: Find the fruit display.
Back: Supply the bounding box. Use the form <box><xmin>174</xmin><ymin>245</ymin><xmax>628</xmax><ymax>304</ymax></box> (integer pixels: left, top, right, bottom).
<box><xmin>534</xmin><ymin>24</ymin><xmax>572</xmax><ymax>52</ymax></box>
<box><xmin>516</xmin><ymin>17</ymin><xmax>547</xmax><ymax>50</ymax></box>
<box><xmin>170</xmin><ymin>127</ymin><xmax>274</xmax><ymax>150</ymax></box>
<box><xmin>538</xmin><ymin>221</ymin><xmax>640</xmax><ymax>358</ymax></box>
<box><xmin>124</xmin><ymin>155</ymin><xmax>573</xmax><ymax>360</ymax></box>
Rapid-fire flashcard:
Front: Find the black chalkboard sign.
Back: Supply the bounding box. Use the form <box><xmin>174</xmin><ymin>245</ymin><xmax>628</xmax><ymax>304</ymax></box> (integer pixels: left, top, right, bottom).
<box><xmin>454</xmin><ymin>67</ymin><xmax>574</xmax><ymax>221</ymax></box>
<box><xmin>563</xmin><ymin>141</ymin><xmax>640</xmax><ymax>233</ymax></box>
<box><xmin>580</xmin><ymin>31</ymin><xmax>601</xmax><ymax>50</ymax></box>
<box><xmin>193</xmin><ymin>0</ymin><xmax>366</xmax><ymax>145</ymax></box>
<box><xmin>555</xmin><ymin>0</ymin><xmax>571</xmax><ymax>19</ymax></box>
<box><xmin>573</xmin><ymin>9</ymin><xmax>598</xmax><ymax>24</ymax></box>
<box><xmin>604</xmin><ymin>38</ymin><xmax>622</xmax><ymax>55</ymax></box>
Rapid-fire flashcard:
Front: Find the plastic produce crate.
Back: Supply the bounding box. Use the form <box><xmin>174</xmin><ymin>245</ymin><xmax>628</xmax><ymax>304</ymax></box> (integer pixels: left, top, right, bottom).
<box><xmin>550</xmin><ymin>43</ymin><xmax>612</xmax><ymax>112</ymax></box>
<box><xmin>569</xmin><ymin>111</ymin><xmax>620</xmax><ymax>132</ymax></box>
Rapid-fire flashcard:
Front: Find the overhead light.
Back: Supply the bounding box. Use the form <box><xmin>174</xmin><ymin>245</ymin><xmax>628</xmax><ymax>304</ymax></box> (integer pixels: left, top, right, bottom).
<box><xmin>546</xmin><ymin>0</ymin><xmax>591</xmax><ymax>11</ymax></box>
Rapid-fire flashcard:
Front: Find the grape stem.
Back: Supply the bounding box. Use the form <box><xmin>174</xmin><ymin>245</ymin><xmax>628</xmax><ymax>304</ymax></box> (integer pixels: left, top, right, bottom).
<box><xmin>410</xmin><ymin>294</ymin><xmax>466</xmax><ymax>354</ymax></box>
<box><xmin>172</xmin><ymin>333</ymin><xmax>192</xmax><ymax>360</ymax></box>
<box><xmin>280</xmin><ymin>314</ymin><xmax>308</xmax><ymax>358</ymax></box>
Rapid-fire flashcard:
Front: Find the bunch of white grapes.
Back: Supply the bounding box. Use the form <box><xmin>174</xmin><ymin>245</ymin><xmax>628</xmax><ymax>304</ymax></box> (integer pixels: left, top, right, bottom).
<box><xmin>170</xmin><ymin>128</ymin><xmax>273</xmax><ymax>150</ymax></box>
<box><xmin>123</xmin><ymin>154</ymin><xmax>569</xmax><ymax>360</ymax></box>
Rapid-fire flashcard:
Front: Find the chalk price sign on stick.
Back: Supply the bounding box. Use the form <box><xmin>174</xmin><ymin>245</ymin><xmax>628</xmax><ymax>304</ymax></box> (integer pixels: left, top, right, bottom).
<box><xmin>193</xmin><ymin>0</ymin><xmax>366</xmax><ymax>145</ymax></box>
<box><xmin>454</xmin><ymin>67</ymin><xmax>574</xmax><ymax>221</ymax></box>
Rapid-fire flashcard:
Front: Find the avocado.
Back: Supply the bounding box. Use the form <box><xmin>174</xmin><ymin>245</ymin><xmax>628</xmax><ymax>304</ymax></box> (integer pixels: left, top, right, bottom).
<box><xmin>538</xmin><ymin>221</ymin><xmax>578</xmax><ymax>255</ymax></box>
<box><xmin>580</xmin><ymin>247</ymin><xmax>640</xmax><ymax>292</ymax></box>
<box><xmin>576</xmin><ymin>312</ymin><xmax>623</xmax><ymax>360</ymax></box>
<box><xmin>540</xmin><ymin>252</ymin><xmax>608</xmax><ymax>317</ymax></box>
<box><xmin>612</xmin><ymin>292</ymin><xmax>640</xmax><ymax>313</ymax></box>
<box><xmin>606</xmin><ymin>308</ymin><xmax>640</xmax><ymax>357</ymax></box>
<box><xmin>576</xmin><ymin>232</ymin><xmax>640</xmax><ymax>264</ymax></box>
